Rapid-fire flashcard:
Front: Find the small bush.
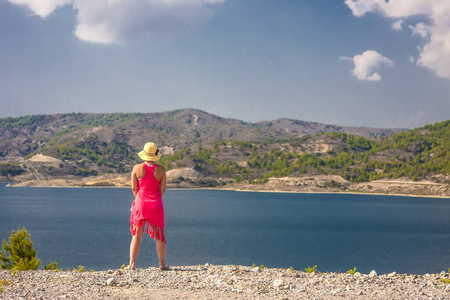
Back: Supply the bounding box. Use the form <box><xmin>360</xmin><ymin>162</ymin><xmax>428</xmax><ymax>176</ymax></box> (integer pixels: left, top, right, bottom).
<box><xmin>44</xmin><ymin>261</ymin><xmax>59</xmax><ymax>271</ymax></box>
<box><xmin>305</xmin><ymin>265</ymin><xmax>317</xmax><ymax>274</ymax></box>
<box><xmin>0</xmin><ymin>279</ymin><xmax>6</xmax><ymax>293</ymax></box>
<box><xmin>347</xmin><ymin>267</ymin><xmax>357</xmax><ymax>275</ymax></box>
<box><xmin>0</xmin><ymin>227</ymin><xmax>40</xmax><ymax>271</ymax></box>
<box><xmin>290</xmin><ymin>266</ymin><xmax>294</xmax><ymax>273</ymax></box>
<box><xmin>441</xmin><ymin>278</ymin><xmax>450</xmax><ymax>284</ymax></box>
<box><xmin>73</xmin><ymin>265</ymin><xmax>85</xmax><ymax>272</ymax></box>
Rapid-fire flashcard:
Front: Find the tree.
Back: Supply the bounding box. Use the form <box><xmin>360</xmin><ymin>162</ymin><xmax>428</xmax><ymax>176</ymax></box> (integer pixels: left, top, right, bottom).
<box><xmin>0</xmin><ymin>227</ymin><xmax>40</xmax><ymax>271</ymax></box>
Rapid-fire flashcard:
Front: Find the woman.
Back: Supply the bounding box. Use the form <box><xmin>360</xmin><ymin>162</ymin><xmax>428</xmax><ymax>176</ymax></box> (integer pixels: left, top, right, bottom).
<box><xmin>126</xmin><ymin>142</ymin><xmax>168</xmax><ymax>270</ymax></box>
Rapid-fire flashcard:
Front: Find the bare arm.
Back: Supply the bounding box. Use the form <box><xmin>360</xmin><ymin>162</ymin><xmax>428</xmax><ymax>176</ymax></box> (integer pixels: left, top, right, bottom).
<box><xmin>131</xmin><ymin>164</ymin><xmax>144</xmax><ymax>196</ymax></box>
<box><xmin>156</xmin><ymin>165</ymin><xmax>166</xmax><ymax>196</ymax></box>
<box><xmin>131</xmin><ymin>166</ymin><xmax>138</xmax><ymax>196</ymax></box>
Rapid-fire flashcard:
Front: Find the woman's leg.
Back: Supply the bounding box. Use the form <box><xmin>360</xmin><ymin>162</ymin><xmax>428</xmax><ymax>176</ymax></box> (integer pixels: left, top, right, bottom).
<box><xmin>155</xmin><ymin>238</ymin><xmax>166</xmax><ymax>266</ymax></box>
<box><xmin>129</xmin><ymin>225</ymin><xmax>144</xmax><ymax>266</ymax></box>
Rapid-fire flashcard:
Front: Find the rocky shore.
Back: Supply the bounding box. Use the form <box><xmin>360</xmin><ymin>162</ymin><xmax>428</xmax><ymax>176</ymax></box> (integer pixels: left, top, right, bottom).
<box><xmin>1</xmin><ymin>264</ymin><xmax>449</xmax><ymax>299</ymax></box>
<box><xmin>5</xmin><ymin>170</ymin><xmax>450</xmax><ymax>198</ymax></box>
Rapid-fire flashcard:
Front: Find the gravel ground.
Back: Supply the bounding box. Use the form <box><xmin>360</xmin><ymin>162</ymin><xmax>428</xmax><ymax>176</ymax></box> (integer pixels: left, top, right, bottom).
<box><xmin>1</xmin><ymin>264</ymin><xmax>449</xmax><ymax>299</ymax></box>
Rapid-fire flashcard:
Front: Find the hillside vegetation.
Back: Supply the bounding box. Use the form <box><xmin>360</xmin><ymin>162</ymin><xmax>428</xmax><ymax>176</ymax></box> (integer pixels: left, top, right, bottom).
<box><xmin>155</xmin><ymin>120</ymin><xmax>450</xmax><ymax>186</ymax></box>
<box><xmin>1</xmin><ymin>109</ymin><xmax>449</xmax><ymax>195</ymax></box>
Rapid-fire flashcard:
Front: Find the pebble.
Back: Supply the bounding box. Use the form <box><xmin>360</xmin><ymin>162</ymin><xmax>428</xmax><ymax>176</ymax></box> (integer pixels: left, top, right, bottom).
<box><xmin>273</xmin><ymin>279</ymin><xmax>285</xmax><ymax>287</ymax></box>
<box><xmin>106</xmin><ymin>278</ymin><xmax>117</xmax><ymax>286</ymax></box>
<box><xmin>1</xmin><ymin>265</ymin><xmax>449</xmax><ymax>299</ymax></box>
<box><xmin>388</xmin><ymin>271</ymin><xmax>397</xmax><ymax>277</ymax></box>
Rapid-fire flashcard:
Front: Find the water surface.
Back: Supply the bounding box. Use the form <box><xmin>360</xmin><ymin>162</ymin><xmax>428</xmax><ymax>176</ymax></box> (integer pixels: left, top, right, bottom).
<box><xmin>0</xmin><ymin>184</ymin><xmax>449</xmax><ymax>274</ymax></box>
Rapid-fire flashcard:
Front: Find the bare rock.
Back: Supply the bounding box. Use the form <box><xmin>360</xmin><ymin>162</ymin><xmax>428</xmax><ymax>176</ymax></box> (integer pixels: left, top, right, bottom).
<box><xmin>273</xmin><ymin>279</ymin><xmax>285</xmax><ymax>287</ymax></box>
<box><xmin>106</xmin><ymin>278</ymin><xmax>117</xmax><ymax>286</ymax></box>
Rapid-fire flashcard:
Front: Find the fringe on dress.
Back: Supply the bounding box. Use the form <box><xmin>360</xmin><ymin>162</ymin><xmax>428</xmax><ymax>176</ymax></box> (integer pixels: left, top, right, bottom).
<box><xmin>131</xmin><ymin>219</ymin><xmax>166</xmax><ymax>244</ymax></box>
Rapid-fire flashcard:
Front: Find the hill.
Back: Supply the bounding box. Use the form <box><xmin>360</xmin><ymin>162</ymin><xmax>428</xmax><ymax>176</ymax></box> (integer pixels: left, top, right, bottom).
<box><xmin>1</xmin><ymin>109</ymin><xmax>449</xmax><ymax>197</ymax></box>
<box><xmin>0</xmin><ymin>108</ymin><xmax>400</xmax><ymax>161</ymax></box>
<box><xmin>0</xmin><ymin>108</ymin><xmax>400</xmax><ymax>175</ymax></box>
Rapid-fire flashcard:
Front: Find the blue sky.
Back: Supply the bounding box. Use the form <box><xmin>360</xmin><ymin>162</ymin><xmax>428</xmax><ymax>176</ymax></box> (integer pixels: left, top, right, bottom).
<box><xmin>1</xmin><ymin>0</ymin><xmax>450</xmax><ymax>129</ymax></box>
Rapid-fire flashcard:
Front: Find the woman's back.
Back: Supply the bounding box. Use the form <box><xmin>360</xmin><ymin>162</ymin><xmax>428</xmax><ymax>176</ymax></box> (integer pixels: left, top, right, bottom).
<box><xmin>138</xmin><ymin>163</ymin><xmax>161</xmax><ymax>199</ymax></box>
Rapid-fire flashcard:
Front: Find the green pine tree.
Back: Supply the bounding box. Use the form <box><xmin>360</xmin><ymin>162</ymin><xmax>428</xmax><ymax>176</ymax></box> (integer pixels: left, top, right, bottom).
<box><xmin>0</xmin><ymin>227</ymin><xmax>40</xmax><ymax>271</ymax></box>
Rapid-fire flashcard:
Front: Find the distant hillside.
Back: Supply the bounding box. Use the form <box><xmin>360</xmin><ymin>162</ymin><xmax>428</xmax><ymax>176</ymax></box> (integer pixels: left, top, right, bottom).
<box><xmin>0</xmin><ymin>108</ymin><xmax>402</xmax><ymax>164</ymax></box>
<box><xmin>4</xmin><ymin>110</ymin><xmax>449</xmax><ymax>197</ymax></box>
<box><xmin>0</xmin><ymin>109</ymin><xmax>450</xmax><ymax>196</ymax></box>
<box><xmin>159</xmin><ymin>119</ymin><xmax>449</xmax><ymax>196</ymax></box>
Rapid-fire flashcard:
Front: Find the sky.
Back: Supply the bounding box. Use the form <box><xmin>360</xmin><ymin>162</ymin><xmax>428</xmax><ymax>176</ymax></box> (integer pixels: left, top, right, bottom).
<box><xmin>1</xmin><ymin>0</ymin><xmax>450</xmax><ymax>129</ymax></box>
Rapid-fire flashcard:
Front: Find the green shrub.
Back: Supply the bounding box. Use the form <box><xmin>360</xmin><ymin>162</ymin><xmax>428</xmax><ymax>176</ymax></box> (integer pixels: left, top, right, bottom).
<box><xmin>0</xmin><ymin>227</ymin><xmax>40</xmax><ymax>271</ymax></box>
<box><xmin>73</xmin><ymin>265</ymin><xmax>85</xmax><ymax>272</ymax></box>
<box><xmin>347</xmin><ymin>267</ymin><xmax>357</xmax><ymax>275</ymax></box>
<box><xmin>0</xmin><ymin>279</ymin><xmax>5</xmax><ymax>293</ymax></box>
<box><xmin>0</xmin><ymin>279</ymin><xmax>9</xmax><ymax>293</ymax></box>
<box><xmin>44</xmin><ymin>261</ymin><xmax>59</xmax><ymax>271</ymax></box>
<box><xmin>305</xmin><ymin>265</ymin><xmax>317</xmax><ymax>274</ymax></box>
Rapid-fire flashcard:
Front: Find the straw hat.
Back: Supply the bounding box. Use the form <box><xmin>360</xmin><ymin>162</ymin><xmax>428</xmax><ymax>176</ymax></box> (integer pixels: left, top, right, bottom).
<box><xmin>138</xmin><ymin>142</ymin><xmax>162</xmax><ymax>161</ymax></box>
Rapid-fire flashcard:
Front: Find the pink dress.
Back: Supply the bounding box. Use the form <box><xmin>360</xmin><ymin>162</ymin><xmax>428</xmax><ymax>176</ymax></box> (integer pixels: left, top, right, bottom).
<box><xmin>130</xmin><ymin>163</ymin><xmax>166</xmax><ymax>243</ymax></box>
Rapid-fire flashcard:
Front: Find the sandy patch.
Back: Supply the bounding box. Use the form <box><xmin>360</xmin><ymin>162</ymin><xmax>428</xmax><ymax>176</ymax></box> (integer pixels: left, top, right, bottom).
<box><xmin>27</xmin><ymin>154</ymin><xmax>62</xmax><ymax>164</ymax></box>
<box><xmin>166</xmin><ymin>168</ymin><xmax>200</xmax><ymax>181</ymax></box>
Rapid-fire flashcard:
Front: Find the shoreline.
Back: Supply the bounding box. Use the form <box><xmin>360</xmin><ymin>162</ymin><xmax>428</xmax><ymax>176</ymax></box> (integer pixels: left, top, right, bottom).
<box><xmin>1</xmin><ymin>264</ymin><xmax>449</xmax><ymax>299</ymax></box>
<box><xmin>3</xmin><ymin>182</ymin><xmax>450</xmax><ymax>199</ymax></box>
<box><xmin>3</xmin><ymin>170</ymin><xmax>449</xmax><ymax>198</ymax></box>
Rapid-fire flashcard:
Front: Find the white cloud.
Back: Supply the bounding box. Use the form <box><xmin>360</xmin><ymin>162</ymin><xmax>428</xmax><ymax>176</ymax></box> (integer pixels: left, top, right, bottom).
<box><xmin>345</xmin><ymin>0</ymin><xmax>450</xmax><ymax>79</ymax></box>
<box><xmin>7</xmin><ymin>0</ymin><xmax>71</xmax><ymax>17</ymax></box>
<box><xmin>409</xmin><ymin>22</ymin><xmax>430</xmax><ymax>38</ymax></box>
<box><xmin>346</xmin><ymin>50</ymin><xmax>394</xmax><ymax>81</ymax></box>
<box><xmin>339</xmin><ymin>56</ymin><xmax>353</xmax><ymax>61</ymax></box>
<box><xmin>6</xmin><ymin>0</ymin><xmax>225</xmax><ymax>44</ymax></box>
<box><xmin>344</xmin><ymin>0</ymin><xmax>431</xmax><ymax>18</ymax></box>
<box><xmin>392</xmin><ymin>20</ymin><xmax>403</xmax><ymax>31</ymax></box>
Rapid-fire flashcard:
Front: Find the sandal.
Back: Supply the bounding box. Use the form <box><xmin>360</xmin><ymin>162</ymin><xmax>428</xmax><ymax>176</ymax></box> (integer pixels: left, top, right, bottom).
<box><xmin>124</xmin><ymin>264</ymin><xmax>135</xmax><ymax>270</ymax></box>
<box><xmin>159</xmin><ymin>264</ymin><xmax>170</xmax><ymax>270</ymax></box>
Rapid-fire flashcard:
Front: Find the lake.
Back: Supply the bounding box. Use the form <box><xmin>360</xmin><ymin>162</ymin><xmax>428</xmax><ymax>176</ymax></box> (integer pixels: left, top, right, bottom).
<box><xmin>0</xmin><ymin>183</ymin><xmax>449</xmax><ymax>274</ymax></box>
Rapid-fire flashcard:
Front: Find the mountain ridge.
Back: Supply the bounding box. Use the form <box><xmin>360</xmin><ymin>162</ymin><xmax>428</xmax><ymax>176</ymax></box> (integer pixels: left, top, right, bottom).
<box><xmin>3</xmin><ymin>109</ymin><xmax>449</xmax><ymax>197</ymax></box>
<box><xmin>0</xmin><ymin>108</ymin><xmax>403</xmax><ymax>163</ymax></box>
